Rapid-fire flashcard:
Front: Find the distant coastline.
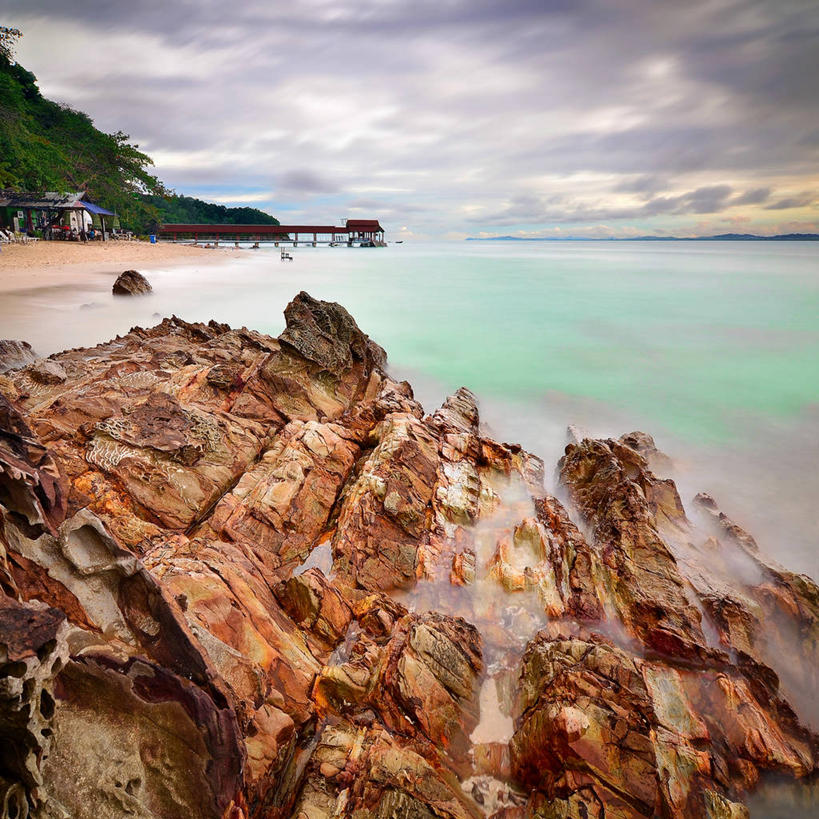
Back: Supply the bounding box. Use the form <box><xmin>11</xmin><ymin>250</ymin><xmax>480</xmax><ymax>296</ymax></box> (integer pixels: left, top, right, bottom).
<box><xmin>466</xmin><ymin>233</ymin><xmax>819</xmax><ymax>241</ymax></box>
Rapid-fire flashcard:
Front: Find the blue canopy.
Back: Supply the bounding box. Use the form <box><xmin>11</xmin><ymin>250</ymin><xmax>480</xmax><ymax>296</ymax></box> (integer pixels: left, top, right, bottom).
<box><xmin>82</xmin><ymin>201</ymin><xmax>115</xmax><ymax>216</ymax></box>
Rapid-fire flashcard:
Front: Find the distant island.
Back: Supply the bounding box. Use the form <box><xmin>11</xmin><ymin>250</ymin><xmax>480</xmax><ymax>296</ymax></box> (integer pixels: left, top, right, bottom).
<box><xmin>467</xmin><ymin>233</ymin><xmax>819</xmax><ymax>241</ymax></box>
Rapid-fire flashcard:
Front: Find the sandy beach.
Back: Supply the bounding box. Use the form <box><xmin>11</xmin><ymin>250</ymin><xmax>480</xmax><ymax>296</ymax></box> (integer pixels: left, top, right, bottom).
<box><xmin>0</xmin><ymin>240</ymin><xmax>241</xmax><ymax>294</ymax></box>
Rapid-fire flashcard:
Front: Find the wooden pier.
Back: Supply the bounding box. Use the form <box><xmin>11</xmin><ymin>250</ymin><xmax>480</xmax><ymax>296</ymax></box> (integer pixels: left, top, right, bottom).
<box><xmin>158</xmin><ymin>219</ymin><xmax>385</xmax><ymax>246</ymax></box>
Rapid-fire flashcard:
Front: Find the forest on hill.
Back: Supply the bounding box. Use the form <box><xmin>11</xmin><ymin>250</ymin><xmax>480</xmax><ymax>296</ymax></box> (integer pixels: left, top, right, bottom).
<box><xmin>0</xmin><ymin>28</ymin><xmax>278</xmax><ymax>233</ymax></box>
<box><xmin>139</xmin><ymin>194</ymin><xmax>280</xmax><ymax>228</ymax></box>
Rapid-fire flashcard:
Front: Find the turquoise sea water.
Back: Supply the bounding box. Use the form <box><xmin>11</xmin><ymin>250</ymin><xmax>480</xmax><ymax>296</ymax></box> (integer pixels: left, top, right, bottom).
<box><xmin>266</xmin><ymin>241</ymin><xmax>819</xmax><ymax>446</ymax></box>
<box><xmin>1</xmin><ymin>240</ymin><xmax>817</xmax><ymax>575</ymax></box>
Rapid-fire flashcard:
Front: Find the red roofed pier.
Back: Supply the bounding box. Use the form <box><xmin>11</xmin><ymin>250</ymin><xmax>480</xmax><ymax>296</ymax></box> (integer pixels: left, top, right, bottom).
<box><xmin>158</xmin><ymin>218</ymin><xmax>385</xmax><ymax>246</ymax></box>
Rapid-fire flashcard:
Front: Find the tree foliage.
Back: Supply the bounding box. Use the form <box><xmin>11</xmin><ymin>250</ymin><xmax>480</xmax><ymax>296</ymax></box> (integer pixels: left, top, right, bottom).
<box><xmin>140</xmin><ymin>193</ymin><xmax>279</xmax><ymax>230</ymax></box>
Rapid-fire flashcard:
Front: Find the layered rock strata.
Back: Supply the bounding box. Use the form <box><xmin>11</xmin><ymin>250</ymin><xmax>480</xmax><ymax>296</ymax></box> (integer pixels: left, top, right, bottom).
<box><xmin>0</xmin><ymin>292</ymin><xmax>816</xmax><ymax>818</ymax></box>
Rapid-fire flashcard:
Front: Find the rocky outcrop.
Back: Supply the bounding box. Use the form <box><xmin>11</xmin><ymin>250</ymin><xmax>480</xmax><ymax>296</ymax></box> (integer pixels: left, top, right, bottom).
<box><xmin>112</xmin><ymin>269</ymin><xmax>152</xmax><ymax>296</ymax></box>
<box><xmin>0</xmin><ymin>394</ymin><xmax>66</xmax><ymax>535</ymax></box>
<box><xmin>0</xmin><ymin>340</ymin><xmax>36</xmax><ymax>374</ymax></box>
<box><xmin>559</xmin><ymin>437</ymin><xmax>706</xmax><ymax>660</ymax></box>
<box><xmin>510</xmin><ymin>629</ymin><xmax>813</xmax><ymax>817</ymax></box>
<box><xmin>0</xmin><ymin>291</ymin><xmax>815</xmax><ymax>818</ymax></box>
<box><xmin>279</xmin><ymin>290</ymin><xmax>385</xmax><ymax>373</ymax></box>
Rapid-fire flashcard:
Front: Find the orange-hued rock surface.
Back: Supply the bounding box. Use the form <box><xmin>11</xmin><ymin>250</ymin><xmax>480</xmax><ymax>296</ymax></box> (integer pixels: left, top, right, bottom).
<box><xmin>0</xmin><ymin>293</ymin><xmax>816</xmax><ymax>818</ymax></box>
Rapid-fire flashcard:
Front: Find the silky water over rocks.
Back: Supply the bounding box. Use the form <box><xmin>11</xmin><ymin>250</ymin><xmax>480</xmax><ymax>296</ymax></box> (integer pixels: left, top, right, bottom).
<box><xmin>0</xmin><ymin>290</ymin><xmax>817</xmax><ymax>817</ymax></box>
<box><xmin>1</xmin><ymin>238</ymin><xmax>816</xmax><ymax>581</ymax></box>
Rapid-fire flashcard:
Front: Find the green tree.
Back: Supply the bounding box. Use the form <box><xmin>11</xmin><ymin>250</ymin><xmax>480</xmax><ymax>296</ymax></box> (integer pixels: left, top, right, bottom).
<box><xmin>140</xmin><ymin>193</ymin><xmax>279</xmax><ymax>230</ymax></box>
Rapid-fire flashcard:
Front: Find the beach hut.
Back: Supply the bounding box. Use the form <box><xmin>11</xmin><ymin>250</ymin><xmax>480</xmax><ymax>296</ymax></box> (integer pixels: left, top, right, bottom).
<box><xmin>0</xmin><ymin>190</ymin><xmax>116</xmax><ymax>239</ymax></box>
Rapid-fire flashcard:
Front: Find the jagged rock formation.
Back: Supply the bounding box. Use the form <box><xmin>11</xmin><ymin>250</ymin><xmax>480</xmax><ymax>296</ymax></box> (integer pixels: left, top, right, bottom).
<box><xmin>0</xmin><ymin>291</ymin><xmax>816</xmax><ymax>818</ymax></box>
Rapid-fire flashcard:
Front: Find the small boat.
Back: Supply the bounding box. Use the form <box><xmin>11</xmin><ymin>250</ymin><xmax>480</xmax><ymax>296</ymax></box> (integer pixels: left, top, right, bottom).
<box><xmin>395</xmin><ymin>240</ymin><xmax>403</xmax><ymax>244</ymax></box>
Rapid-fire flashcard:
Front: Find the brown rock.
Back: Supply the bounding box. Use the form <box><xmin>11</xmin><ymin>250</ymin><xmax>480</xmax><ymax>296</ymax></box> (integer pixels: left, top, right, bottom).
<box><xmin>0</xmin><ymin>393</ymin><xmax>66</xmax><ymax>533</ymax></box>
<box><xmin>332</xmin><ymin>413</ymin><xmax>439</xmax><ymax>591</ymax></box>
<box><xmin>43</xmin><ymin>655</ymin><xmax>243</xmax><ymax>818</ymax></box>
<box><xmin>0</xmin><ymin>594</ymin><xmax>68</xmax><ymax>807</ymax></box>
<box><xmin>112</xmin><ymin>269</ymin><xmax>152</xmax><ymax>295</ymax></box>
<box><xmin>693</xmin><ymin>492</ymin><xmax>759</xmax><ymax>553</ymax></box>
<box><xmin>352</xmin><ymin>592</ymin><xmax>408</xmax><ymax>643</ymax></box>
<box><xmin>279</xmin><ymin>290</ymin><xmax>386</xmax><ymax>373</ymax></box>
<box><xmin>205</xmin><ymin>419</ymin><xmax>359</xmax><ymax>567</ymax></box>
<box><xmin>559</xmin><ymin>438</ymin><xmax>707</xmax><ymax>660</ymax></box>
<box><xmin>619</xmin><ymin>430</ymin><xmax>673</xmax><ymax>474</ymax></box>
<box><xmin>377</xmin><ymin>612</ymin><xmax>483</xmax><ymax>770</ymax></box>
<box><xmin>511</xmin><ymin>633</ymin><xmax>662</xmax><ymax>815</ymax></box>
<box><xmin>29</xmin><ymin>358</ymin><xmax>67</xmax><ymax>385</ymax></box>
<box><xmin>274</xmin><ymin>567</ymin><xmax>352</xmax><ymax>647</ymax></box>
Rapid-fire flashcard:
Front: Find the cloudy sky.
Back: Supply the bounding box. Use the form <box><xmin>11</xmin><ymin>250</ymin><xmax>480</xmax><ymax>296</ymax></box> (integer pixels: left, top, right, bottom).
<box><xmin>6</xmin><ymin>0</ymin><xmax>819</xmax><ymax>238</ymax></box>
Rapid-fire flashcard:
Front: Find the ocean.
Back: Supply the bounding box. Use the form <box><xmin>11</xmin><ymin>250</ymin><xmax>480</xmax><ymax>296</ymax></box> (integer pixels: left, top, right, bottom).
<box><xmin>2</xmin><ymin>239</ymin><xmax>817</xmax><ymax>578</ymax></box>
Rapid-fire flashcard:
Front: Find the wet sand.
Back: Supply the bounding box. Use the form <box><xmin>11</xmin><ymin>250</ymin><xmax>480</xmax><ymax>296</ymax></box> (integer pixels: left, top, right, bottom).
<box><xmin>0</xmin><ymin>240</ymin><xmax>240</xmax><ymax>294</ymax></box>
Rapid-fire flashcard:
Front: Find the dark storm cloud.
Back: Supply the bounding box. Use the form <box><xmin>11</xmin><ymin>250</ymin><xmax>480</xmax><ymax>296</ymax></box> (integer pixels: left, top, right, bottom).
<box><xmin>5</xmin><ymin>0</ymin><xmax>818</xmax><ymax>235</ymax></box>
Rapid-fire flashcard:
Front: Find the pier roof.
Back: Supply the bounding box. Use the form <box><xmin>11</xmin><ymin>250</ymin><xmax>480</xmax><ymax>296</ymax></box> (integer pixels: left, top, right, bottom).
<box><xmin>346</xmin><ymin>219</ymin><xmax>384</xmax><ymax>231</ymax></box>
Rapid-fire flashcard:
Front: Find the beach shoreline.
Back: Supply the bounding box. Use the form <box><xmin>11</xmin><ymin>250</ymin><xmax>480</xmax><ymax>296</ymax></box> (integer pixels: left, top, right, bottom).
<box><xmin>0</xmin><ymin>240</ymin><xmax>241</xmax><ymax>294</ymax></box>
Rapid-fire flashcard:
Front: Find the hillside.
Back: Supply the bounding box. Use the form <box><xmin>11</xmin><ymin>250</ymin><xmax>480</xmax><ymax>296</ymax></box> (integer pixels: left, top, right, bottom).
<box><xmin>0</xmin><ymin>33</ymin><xmax>277</xmax><ymax>233</ymax></box>
<box><xmin>140</xmin><ymin>193</ymin><xmax>279</xmax><ymax>229</ymax></box>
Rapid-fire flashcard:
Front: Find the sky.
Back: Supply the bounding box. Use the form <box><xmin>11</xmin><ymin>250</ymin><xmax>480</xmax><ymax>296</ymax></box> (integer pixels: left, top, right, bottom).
<box><xmin>5</xmin><ymin>0</ymin><xmax>819</xmax><ymax>239</ymax></box>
